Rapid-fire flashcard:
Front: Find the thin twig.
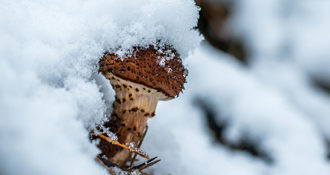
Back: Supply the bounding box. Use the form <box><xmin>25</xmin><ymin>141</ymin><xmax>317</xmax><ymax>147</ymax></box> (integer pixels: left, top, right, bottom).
<box><xmin>130</xmin><ymin>125</ymin><xmax>149</xmax><ymax>167</ymax></box>
<box><xmin>96</xmin><ymin>157</ymin><xmax>117</xmax><ymax>175</ymax></box>
<box><xmin>97</xmin><ymin>133</ymin><xmax>150</xmax><ymax>160</ymax></box>
<box><xmin>126</xmin><ymin>157</ymin><xmax>161</xmax><ymax>172</ymax></box>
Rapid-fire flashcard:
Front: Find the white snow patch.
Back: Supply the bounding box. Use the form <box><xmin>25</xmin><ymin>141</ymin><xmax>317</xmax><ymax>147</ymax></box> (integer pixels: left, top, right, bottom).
<box><xmin>0</xmin><ymin>0</ymin><xmax>201</xmax><ymax>174</ymax></box>
<box><xmin>144</xmin><ymin>45</ymin><xmax>330</xmax><ymax>175</ymax></box>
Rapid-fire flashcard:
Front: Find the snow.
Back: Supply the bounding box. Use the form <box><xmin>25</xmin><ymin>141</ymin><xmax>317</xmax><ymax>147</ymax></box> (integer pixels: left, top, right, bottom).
<box><xmin>233</xmin><ymin>0</ymin><xmax>330</xmax><ymax>140</ymax></box>
<box><xmin>0</xmin><ymin>0</ymin><xmax>200</xmax><ymax>175</ymax></box>
<box><xmin>145</xmin><ymin>0</ymin><xmax>330</xmax><ymax>174</ymax></box>
<box><xmin>145</xmin><ymin>45</ymin><xmax>330</xmax><ymax>175</ymax></box>
<box><xmin>1</xmin><ymin>0</ymin><xmax>330</xmax><ymax>175</ymax></box>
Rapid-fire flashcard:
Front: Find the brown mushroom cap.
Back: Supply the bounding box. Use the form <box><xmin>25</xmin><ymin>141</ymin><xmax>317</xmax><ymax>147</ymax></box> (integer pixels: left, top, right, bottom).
<box><xmin>99</xmin><ymin>46</ymin><xmax>187</xmax><ymax>98</ymax></box>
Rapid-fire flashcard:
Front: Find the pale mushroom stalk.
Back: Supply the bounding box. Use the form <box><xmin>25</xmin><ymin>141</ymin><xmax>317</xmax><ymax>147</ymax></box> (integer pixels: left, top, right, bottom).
<box><xmin>96</xmin><ymin>46</ymin><xmax>187</xmax><ymax>167</ymax></box>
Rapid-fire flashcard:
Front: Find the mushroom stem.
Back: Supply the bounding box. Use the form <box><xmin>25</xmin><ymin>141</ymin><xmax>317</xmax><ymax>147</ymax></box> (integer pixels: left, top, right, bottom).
<box><xmin>98</xmin><ymin>73</ymin><xmax>169</xmax><ymax>166</ymax></box>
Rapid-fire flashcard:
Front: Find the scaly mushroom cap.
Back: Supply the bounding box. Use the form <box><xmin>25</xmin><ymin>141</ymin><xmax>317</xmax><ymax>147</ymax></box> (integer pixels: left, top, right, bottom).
<box><xmin>99</xmin><ymin>46</ymin><xmax>187</xmax><ymax>98</ymax></box>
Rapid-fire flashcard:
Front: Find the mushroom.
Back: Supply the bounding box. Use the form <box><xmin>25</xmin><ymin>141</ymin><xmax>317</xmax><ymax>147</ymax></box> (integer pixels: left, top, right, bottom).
<box><xmin>96</xmin><ymin>46</ymin><xmax>187</xmax><ymax>167</ymax></box>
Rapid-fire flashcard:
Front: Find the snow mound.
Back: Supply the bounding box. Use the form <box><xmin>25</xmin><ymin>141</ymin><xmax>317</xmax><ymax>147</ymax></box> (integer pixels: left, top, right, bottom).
<box><xmin>0</xmin><ymin>0</ymin><xmax>201</xmax><ymax>175</ymax></box>
<box><xmin>144</xmin><ymin>45</ymin><xmax>330</xmax><ymax>175</ymax></box>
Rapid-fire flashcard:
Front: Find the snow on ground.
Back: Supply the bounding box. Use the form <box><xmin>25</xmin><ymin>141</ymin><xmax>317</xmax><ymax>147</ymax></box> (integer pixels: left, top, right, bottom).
<box><xmin>145</xmin><ymin>1</ymin><xmax>330</xmax><ymax>174</ymax></box>
<box><xmin>144</xmin><ymin>1</ymin><xmax>330</xmax><ymax>174</ymax></box>
<box><xmin>1</xmin><ymin>0</ymin><xmax>330</xmax><ymax>175</ymax></box>
<box><xmin>0</xmin><ymin>0</ymin><xmax>200</xmax><ymax>175</ymax></box>
<box><xmin>145</xmin><ymin>45</ymin><xmax>330</xmax><ymax>175</ymax></box>
<box><xmin>233</xmin><ymin>0</ymin><xmax>330</xmax><ymax>140</ymax></box>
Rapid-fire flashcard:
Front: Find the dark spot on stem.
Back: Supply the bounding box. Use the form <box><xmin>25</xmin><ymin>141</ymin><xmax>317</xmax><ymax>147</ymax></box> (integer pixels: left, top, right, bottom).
<box><xmin>130</xmin><ymin>107</ymin><xmax>139</xmax><ymax>112</ymax></box>
<box><xmin>115</xmin><ymin>97</ymin><xmax>121</xmax><ymax>104</ymax></box>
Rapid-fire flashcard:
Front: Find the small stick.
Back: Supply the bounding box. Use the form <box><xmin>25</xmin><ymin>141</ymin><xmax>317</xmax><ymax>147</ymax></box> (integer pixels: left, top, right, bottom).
<box><xmin>126</xmin><ymin>157</ymin><xmax>161</xmax><ymax>172</ymax></box>
<box><xmin>130</xmin><ymin>125</ymin><xmax>149</xmax><ymax>167</ymax></box>
<box><xmin>138</xmin><ymin>159</ymin><xmax>160</xmax><ymax>171</ymax></box>
<box><xmin>98</xmin><ymin>133</ymin><xmax>150</xmax><ymax>160</ymax></box>
<box><xmin>96</xmin><ymin>157</ymin><xmax>117</xmax><ymax>175</ymax></box>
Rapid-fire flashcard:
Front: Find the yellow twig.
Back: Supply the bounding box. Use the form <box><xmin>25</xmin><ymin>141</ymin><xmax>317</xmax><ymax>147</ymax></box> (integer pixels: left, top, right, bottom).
<box><xmin>98</xmin><ymin>134</ymin><xmax>150</xmax><ymax>160</ymax></box>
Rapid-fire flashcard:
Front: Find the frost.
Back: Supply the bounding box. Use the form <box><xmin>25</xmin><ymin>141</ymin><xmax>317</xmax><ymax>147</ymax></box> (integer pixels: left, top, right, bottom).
<box><xmin>111</xmin><ymin>167</ymin><xmax>139</xmax><ymax>175</ymax></box>
<box><xmin>166</xmin><ymin>67</ymin><xmax>173</xmax><ymax>73</ymax></box>
<box><xmin>158</xmin><ymin>58</ymin><xmax>166</xmax><ymax>67</ymax></box>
